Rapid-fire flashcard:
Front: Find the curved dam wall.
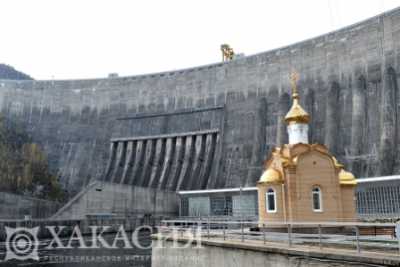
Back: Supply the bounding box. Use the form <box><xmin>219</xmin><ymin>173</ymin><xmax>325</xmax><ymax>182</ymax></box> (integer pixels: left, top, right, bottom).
<box><xmin>1</xmin><ymin>8</ymin><xmax>400</xmax><ymax>193</ymax></box>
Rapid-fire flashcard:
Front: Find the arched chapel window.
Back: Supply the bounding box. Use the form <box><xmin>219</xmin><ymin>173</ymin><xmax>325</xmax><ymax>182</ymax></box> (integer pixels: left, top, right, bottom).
<box><xmin>312</xmin><ymin>186</ymin><xmax>322</xmax><ymax>212</ymax></box>
<box><xmin>266</xmin><ymin>188</ymin><xmax>276</xmax><ymax>213</ymax></box>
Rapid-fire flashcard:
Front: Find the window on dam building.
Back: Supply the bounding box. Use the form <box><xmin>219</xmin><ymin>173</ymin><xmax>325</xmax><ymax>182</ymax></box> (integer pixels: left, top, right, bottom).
<box><xmin>266</xmin><ymin>188</ymin><xmax>276</xmax><ymax>213</ymax></box>
<box><xmin>178</xmin><ymin>188</ymin><xmax>259</xmax><ymax>218</ymax></box>
<box><xmin>312</xmin><ymin>186</ymin><xmax>323</xmax><ymax>212</ymax></box>
<box><xmin>210</xmin><ymin>196</ymin><xmax>233</xmax><ymax>216</ymax></box>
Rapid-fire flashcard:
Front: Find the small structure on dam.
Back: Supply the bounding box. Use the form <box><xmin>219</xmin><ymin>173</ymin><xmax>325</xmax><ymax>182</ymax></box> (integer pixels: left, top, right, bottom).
<box><xmin>178</xmin><ymin>187</ymin><xmax>258</xmax><ymax>218</ymax></box>
<box><xmin>257</xmin><ymin>72</ymin><xmax>357</xmax><ymax>222</ymax></box>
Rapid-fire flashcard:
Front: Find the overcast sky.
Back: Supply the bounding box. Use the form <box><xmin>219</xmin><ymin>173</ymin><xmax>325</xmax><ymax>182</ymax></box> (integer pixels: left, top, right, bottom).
<box><xmin>0</xmin><ymin>0</ymin><xmax>399</xmax><ymax>80</ymax></box>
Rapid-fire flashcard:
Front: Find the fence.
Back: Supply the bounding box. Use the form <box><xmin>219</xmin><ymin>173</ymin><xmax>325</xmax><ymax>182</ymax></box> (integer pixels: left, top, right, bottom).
<box><xmin>356</xmin><ymin>176</ymin><xmax>400</xmax><ymax>220</ymax></box>
<box><xmin>159</xmin><ymin>219</ymin><xmax>400</xmax><ymax>255</ymax></box>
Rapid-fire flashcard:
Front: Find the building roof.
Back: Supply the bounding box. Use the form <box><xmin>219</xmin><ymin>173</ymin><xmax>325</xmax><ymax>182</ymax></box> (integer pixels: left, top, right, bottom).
<box><xmin>357</xmin><ymin>175</ymin><xmax>400</xmax><ymax>183</ymax></box>
<box><xmin>258</xmin><ymin>143</ymin><xmax>356</xmax><ymax>186</ymax></box>
<box><xmin>284</xmin><ymin>96</ymin><xmax>310</xmax><ymax>124</ymax></box>
<box><xmin>339</xmin><ymin>169</ymin><xmax>357</xmax><ymax>185</ymax></box>
<box><xmin>178</xmin><ymin>187</ymin><xmax>257</xmax><ymax>195</ymax></box>
<box><xmin>258</xmin><ymin>168</ymin><xmax>283</xmax><ymax>184</ymax></box>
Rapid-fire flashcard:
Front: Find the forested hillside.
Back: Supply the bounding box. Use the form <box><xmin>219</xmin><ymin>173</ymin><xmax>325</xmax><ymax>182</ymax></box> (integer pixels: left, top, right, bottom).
<box><xmin>0</xmin><ymin>116</ymin><xmax>64</xmax><ymax>201</ymax></box>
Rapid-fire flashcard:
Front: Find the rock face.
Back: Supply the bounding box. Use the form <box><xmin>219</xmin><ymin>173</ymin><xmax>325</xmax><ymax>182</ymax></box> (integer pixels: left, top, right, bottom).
<box><xmin>1</xmin><ymin>8</ymin><xmax>400</xmax><ymax>193</ymax></box>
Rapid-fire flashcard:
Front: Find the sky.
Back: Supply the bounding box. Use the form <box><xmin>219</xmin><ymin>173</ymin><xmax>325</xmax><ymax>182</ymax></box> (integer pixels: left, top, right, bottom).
<box><xmin>0</xmin><ymin>0</ymin><xmax>399</xmax><ymax>80</ymax></box>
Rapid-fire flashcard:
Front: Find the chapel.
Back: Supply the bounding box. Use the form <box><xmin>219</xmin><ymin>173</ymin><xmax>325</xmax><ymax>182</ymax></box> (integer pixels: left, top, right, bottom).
<box><xmin>257</xmin><ymin>73</ymin><xmax>357</xmax><ymax>222</ymax></box>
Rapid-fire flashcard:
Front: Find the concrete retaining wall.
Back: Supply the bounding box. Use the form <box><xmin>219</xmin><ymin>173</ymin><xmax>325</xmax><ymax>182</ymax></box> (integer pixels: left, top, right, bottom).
<box><xmin>152</xmin><ymin>239</ymin><xmax>400</xmax><ymax>267</ymax></box>
<box><xmin>52</xmin><ymin>182</ymin><xmax>179</xmax><ymax>220</ymax></box>
<box><xmin>0</xmin><ymin>192</ymin><xmax>61</xmax><ymax>219</ymax></box>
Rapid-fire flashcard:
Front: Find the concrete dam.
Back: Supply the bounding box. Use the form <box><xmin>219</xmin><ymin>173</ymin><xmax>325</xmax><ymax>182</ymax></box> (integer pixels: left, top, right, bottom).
<box><xmin>1</xmin><ymin>8</ymin><xmax>400</xmax><ymax>195</ymax></box>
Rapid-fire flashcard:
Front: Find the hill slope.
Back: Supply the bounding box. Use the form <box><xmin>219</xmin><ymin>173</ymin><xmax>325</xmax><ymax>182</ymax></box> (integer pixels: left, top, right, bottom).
<box><xmin>0</xmin><ymin>64</ymin><xmax>33</xmax><ymax>80</ymax></box>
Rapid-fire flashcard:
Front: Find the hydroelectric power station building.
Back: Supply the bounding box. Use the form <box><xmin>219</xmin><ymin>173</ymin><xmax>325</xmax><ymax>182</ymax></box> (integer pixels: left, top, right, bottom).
<box><xmin>3</xmin><ymin>8</ymin><xmax>400</xmax><ymax>220</ymax></box>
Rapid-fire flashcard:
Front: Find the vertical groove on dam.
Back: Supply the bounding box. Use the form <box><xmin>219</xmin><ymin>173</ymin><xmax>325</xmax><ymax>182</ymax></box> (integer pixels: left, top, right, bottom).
<box><xmin>200</xmin><ymin>133</ymin><xmax>217</xmax><ymax>189</ymax></box>
<box><xmin>305</xmin><ymin>88</ymin><xmax>315</xmax><ymax>143</ymax></box>
<box><xmin>180</xmin><ymin>135</ymin><xmax>197</xmax><ymax>190</ymax></box>
<box><xmin>139</xmin><ymin>139</ymin><xmax>155</xmax><ymax>186</ymax></box>
<box><xmin>150</xmin><ymin>138</ymin><xmax>167</xmax><ymax>188</ymax></box>
<box><xmin>350</xmin><ymin>75</ymin><xmax>367</xmax><ymax>175</ymax></box>
<box><xmin>103</xmin><ymin>142</ymin><xmax>118</xmax><ymax>182</ymax></box>
<box><xmin>157</xmin><ymin>138</ymin><xmax>173</xmax><ymax>189</ymax></box>
<box><xmin>195</xmin><ymin>134</ymin><xmax>212</xmax><ymax>190</ymax></box>
<box><xmin>112</xmin><ymin>141</ymin><xmax>127</xmax><ymax>183</ymax></box>
<box><xmin>137</xmin><ymin>139</ymin><xmax>151</xmax><ymax>186</ymax></box>
<box><xmin>119</xmin><ymin>141</ymin><xmax>131</xmax><ymax>184</ymax></box>
<box><xmin>169</xmin><ymin>137</ymin><xmax>187</xmax><ymax>191</ymax></box>
<box><xmin>147</xmin><ymin>139</ymin><xmax>163</xmax><ymax>188</ymax></box>
<box><xmin>325</xmin><ymin>82</ymin><xmax>340</xmax><ymax>154</ymax></box>
<box><xmin>159</xmin><ymin>137</ymin><xmax>177</xmax><ymax>190</ymax></box>
<box><xmin>186</xmin><ymin>135</ymin><xmax>201</xmax><ymax>190</ymax></box>
<box><xmin>127</xmin><ymin>140</ymin><xmax>143</xmax><ymax>185</ymax></box>
<box><xmin>140</xmin><ymin>139</ymin><xmax>157</xmax><ymax>187</ymax></box>
<box><xmin>176</xmin><ymin>137</ymin><xmax>193</xmax><ymax>190</ymax></box>
<box><xmin>379</xmin><ymin>67</ymin><xmax>398</xmax><ymax>175</ymax></box>
<box><xmin>277</xmin><ymin>93</ymin><xmax>290</xmax><ymax>146</ymax></box>
<box><xmin>131</xmin><ymin>140</ymin><xmax>147</xmax><ymax>186</ymax></box>
<box><xmin>265</xmin><ymin>89</ymin><xmax>278</xmax><ymax>159</ymax></box>
<box><xmin>109</xmin><ymin>143</ymin><xmax>122</xmax><ymax>182</ymax></box>
<box><xmin>121</xmin><ymin>141</ymin><xmax>137</xmax><ymax>184</ymax></box>
<box><xmin>190</xmin><ymin>134</ymin><xmax>207</xmax><ymax>190</ymax></box>
<box><xmin>166</xmin><ymin>137</ymin><xmax>182</xmax><ymax>190</ymax></box>
<box><xmin>248</xmin><ymin>98</ymin><xmax>267</xmax><ymax>186</ymax></box>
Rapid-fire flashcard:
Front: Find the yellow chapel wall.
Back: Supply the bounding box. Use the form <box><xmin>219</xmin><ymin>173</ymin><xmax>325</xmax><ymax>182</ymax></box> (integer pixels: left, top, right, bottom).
<box><xmin>291</xmin><ymin>151</ymin><xmax>342</xmax><ymax>222</ymax></box>
<box><xmin>340</xmin><ymin>185</ymin><xmax>357</xmax><ymax>222</ymax></box>
<box><xmin>257</xmin><ymin>183</ymin><xmax>285</xmax><ymax>223</ymax></box>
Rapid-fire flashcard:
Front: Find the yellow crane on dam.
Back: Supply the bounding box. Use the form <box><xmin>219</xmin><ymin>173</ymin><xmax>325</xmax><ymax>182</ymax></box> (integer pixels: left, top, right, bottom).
<box><xmin>221</xmin><ymin>44</ymin><xmax>235</xmax><ymax>62</ymax></box>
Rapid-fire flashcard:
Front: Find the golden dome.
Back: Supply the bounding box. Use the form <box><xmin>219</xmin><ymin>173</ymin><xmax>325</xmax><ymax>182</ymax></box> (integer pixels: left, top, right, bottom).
<box><xmin>259</xmin><ymin>168</ymin><xmax>283</xmax><ymax>184</ymax></box>
<box><xmin>339</xmin><ymin>169</ymin><xmax>357</xmax><ymax>185</ymax></box>
<box><xmin>284</xmin><ymin>72</ymin><xmax>310</xmax><ymax>124</ymax></box>
<box><xmin>284</xmin><ymin>95</ymin><xmax>310</xmax><ymax>124</ymax></box>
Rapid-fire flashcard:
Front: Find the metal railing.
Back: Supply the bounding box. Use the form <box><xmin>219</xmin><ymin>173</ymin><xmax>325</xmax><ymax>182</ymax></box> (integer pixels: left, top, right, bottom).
<box><xmin>159</xmin><ymin>219</ymin><xmax>400</xmax><ymax>255</ymax></box>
